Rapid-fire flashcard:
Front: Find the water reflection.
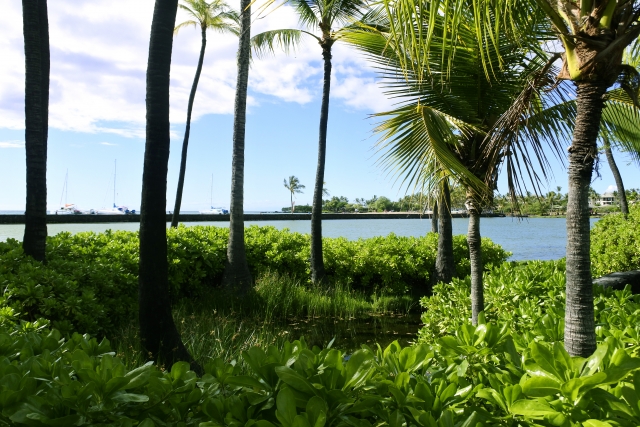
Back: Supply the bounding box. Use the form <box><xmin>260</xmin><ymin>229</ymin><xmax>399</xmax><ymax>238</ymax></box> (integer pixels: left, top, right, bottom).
<box><xmin>283</xmin><ymin>313</ymin><xmax>423</xmax><ymax>351</ymax></box>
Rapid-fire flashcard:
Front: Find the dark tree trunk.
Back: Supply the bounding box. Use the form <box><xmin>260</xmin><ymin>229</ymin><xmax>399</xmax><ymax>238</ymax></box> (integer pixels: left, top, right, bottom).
<box><xmin>565</xmin><ymin>82</ymin><xmax>608</xmax><ymax>357</ymax></box>
<box><xmin>22</xmin><ymin>0</ymin><xmax>49</xmax><ymax>262</ymax></box>
<box><xmin>466</xmin><ymin>193</ymin><xmax>483</xmax><ymax>325</ymax></box>
<box><xmin>310</xmin><ymin>39</ymin><xmax>333</xmax><ymax>285</ymax></box>
<box><xmin>431</xmin><ymin>201</ymin><xmax>438</xmax><ymax>233</ymax></box>
<box><xmin>139</xmin><ymin>0</ymin><xmax>198</xmax><ymax>371</ymax></box>
<box><xmin>433</xmin><ymin>181</ymin><xmax>454</xmax><ymax>285</ymax></box>
<box><xmin>222</xmin><ymin>0</ymin><xmax>252</xmax><ymax>293</ymax></box>
<box><xmin>171</xmin><ymin>27</ymin><xmax>207</xmax><ymax>228</ymax></box>
<box><xmin>604</xmin><ymin>144</ymin><xmax>628</xmax><ymax>216</ymax></box>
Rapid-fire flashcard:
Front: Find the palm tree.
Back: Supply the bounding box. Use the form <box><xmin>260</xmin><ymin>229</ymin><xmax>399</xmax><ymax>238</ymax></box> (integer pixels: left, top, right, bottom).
<box><xmin>170</xmin><ymin>0</ymin><xmax>239</xmax><ymax>228</ymax></box>
<box><xmin>381</xmin><ymin>0</ymin><xmax>640</xmax><ymax>357</ymax></box>
<box><xmin>251</xmin><ymin>0</ymin><xmax>367</xmax><ymax>284</ymax></box>
<box><xmin>348</xmin><ymin>5</ymin><xmax>572</xmax><ymax>321</ymax></box>
<box><xmin>139</xmin><ymin>0</ymin><xmax>197</xmax><ymax>371</ymax></box>
<box><xmin>284</xmin><ymin>175</ymin><xmax>305</xmax><ymax>213</ymax></box>
<box><xmin>221</xmin><ymin>0</ymin><xmax>252</xmax><ymax>293</ymax></box>
<box><xmin>598</xmin><ymin>55</ymin><xmax>640</xmax><ymax>216</ymax></box>
<box><xmin>21</xmin><ymin>0</ymin><xmax>49</xmax><ymax>262</ymax></box>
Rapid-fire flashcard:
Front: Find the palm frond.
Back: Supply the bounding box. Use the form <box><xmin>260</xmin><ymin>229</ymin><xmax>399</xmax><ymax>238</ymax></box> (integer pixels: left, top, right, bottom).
<box><xmin>251</xmin><ymin>29</ymin><xmax>307</xmax><ymax>58</ymax></box>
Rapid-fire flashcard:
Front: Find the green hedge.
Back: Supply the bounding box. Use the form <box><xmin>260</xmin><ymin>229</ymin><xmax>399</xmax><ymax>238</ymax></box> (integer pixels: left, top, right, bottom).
<box><xmin>0</xmin><ymin>226</ymin><xmax>509</xmax><ymax>336</ymax></box>
<box><xmin>591</xmin><ymin>205</ymin><xmax>640</xmax><ymax>277</ymax></box>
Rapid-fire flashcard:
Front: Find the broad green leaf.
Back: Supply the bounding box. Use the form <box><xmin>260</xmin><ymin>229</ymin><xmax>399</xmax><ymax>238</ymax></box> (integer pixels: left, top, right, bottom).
<box><xmin>227</xmin><ymin>375</ymin><xmax>270</xmax><ymax>391</ymax></box>
<box><xmin>111</xmin><ymin>392</ymin><xmax>150</xmax><ymax>403</ymax></box>
<box><xmin>275</xmin><ymin>366</ymin><xmax>317</xmax><ymax>396</ymax></box>
<box><xmin>277</xmin><ymin>387</ymin><xmax>298</xmax><ymax>427</ymax></box>
<box><xmin>522</xmin><ymin>376</ymin><xmax>561</xmax><ymax>397</ymax></box>
<box><xmin>510</xmin><ymin>399</ymin><xmax>560</xmax><ymax>416</ymax></box>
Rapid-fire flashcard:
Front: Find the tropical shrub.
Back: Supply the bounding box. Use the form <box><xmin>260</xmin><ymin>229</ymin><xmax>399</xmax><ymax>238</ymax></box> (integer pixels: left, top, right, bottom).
<box><xmin>591</xmin><ymin>205</ymin><xmax>640</xmax><ymax>276</ymax></box>
<box><xmin>0</xmin><ymin>226</ymin><xmax>509</xmax><ymax>335</ymax></box>
<box><xmin>3</xmin><ymin>304</ymin><xmax>640</xmax><ymax>426</ymax></box>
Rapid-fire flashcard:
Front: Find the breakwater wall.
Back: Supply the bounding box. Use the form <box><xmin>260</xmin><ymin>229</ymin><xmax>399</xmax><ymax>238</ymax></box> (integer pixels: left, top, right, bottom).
<box><xmin>0</xmin><ymin>212</ymin><xmax>506</xmax><ymax>224</ymax></box>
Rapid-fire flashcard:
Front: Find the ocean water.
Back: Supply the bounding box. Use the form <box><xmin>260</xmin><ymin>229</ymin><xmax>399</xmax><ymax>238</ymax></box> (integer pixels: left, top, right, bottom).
<box><xmin>0</xmin><ymin>216</ymin><xmax>599</xmax><ymax>261</ymax></box>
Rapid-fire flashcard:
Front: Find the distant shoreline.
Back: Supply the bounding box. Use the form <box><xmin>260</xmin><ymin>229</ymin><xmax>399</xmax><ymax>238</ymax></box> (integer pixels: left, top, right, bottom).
<box><xmin>0</xmin><ymin>212</ymin><xmax>508</xmax><ymax>224</ymax></box>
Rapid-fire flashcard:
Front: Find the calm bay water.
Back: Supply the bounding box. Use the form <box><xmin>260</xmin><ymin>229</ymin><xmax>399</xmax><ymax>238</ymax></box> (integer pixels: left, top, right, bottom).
<box><xmin>0</xmin><ymin>217</ymin><xmax>599</xmax><ymax>261</ymax></box>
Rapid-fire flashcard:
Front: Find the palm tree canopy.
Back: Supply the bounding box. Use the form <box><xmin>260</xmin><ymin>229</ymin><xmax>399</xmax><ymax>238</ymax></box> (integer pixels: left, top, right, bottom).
<box><xmin>381</xmin><ymin>0</ymin><xmax>640</xmax><ymax>84</ymax></box>
<box><xmin>174</xmin><ymin>0</ymin><xmax>240</xmax><ymax>35</ymax></box>
<box><xmin>346</xmin><ymin>6</ymin><xmax>573</xmax><ymax>202</ymax></box>
<box><xmin>284</xmin><ymin>175</ymin><xmax>305</xmax><ymax>194</ymax></box>
<box><xmin>251</xmin><ymin>0</ymin><xmax>368</xmax><ymax>58</ymax></box>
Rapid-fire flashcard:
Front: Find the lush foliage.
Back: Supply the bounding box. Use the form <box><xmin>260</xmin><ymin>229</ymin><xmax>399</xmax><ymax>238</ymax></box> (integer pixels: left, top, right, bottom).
<box><xmin>591</xmin><ymin>205</ymin><xmax>640</xmax><ymax>277</ymax></box>
<box><xmin>0</xmin><ymin>226</ymin><xmax>509</xmax><ymax>336</ymax></box>
<box><xmin>4</xmin><ymin>262</ymin><xmax>640</xmax><ymax>426</ymax></box>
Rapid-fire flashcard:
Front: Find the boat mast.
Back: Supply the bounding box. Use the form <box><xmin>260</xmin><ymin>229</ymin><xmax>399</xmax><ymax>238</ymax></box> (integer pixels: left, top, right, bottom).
<box><xmin>113</xmin><ymin>160</ymin><xmax>117</xmax><ymax>208</ymax></box>
<box><xmin>59</xmin><ymin>169</ymin><xmax>68</xmax><ymax>208</ymax></box>
<box><xmin>210</xmin><ymin>173</ymin><xmax>213</xmax><ymax>209</ymax></box>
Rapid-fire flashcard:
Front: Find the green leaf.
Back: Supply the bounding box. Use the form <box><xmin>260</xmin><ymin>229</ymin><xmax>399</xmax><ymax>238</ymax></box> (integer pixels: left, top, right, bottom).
<box><xmin>529</xmin><ymin>342</ymin><xmax>562</xmax><ymax>380</ymax></box>
<box><xmin>277</xmin><ymin>387</ymin><xmax>298</xmax><ymax>427</ymax></box>
<box><xmin>522</xmin><ymin>376</ymin><xmax>561</xmax><ymax>397</ymax></box>
<box><xmin>510</xmin><ymin>399</ymin><xmax>560</xmax><ymax>416</ymax></box>
<box><xmin>583</xmin><ymin>420</ymin><xmax>614</xmax><ymax>427</ymax></box>
<box><xmin>111</xmin><ymin>392</ymin><xmax>150</xmax><ymax>403</ymax></box>
<box><xmin>227</xmin><ymin>375</ymin><xmax>270</xmax><ymax>391</ymax></box>
<box><xmin>306</xmin><ymin>396</ymin><xmax>328</xmax><ymax>427</ymax></box>
<box><xmin>275</xmin><ymin>366</ymin><xmax>317</xmax><ymax>396</ymax></box>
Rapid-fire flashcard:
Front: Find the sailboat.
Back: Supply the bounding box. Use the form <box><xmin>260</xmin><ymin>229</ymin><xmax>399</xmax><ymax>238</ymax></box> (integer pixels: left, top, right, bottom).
<box><xmin>96</xmin><ymin>160</ymin><xmax>136</xmax><ymax>215</ymax></box>
<box><xmin>199</xmin><ymin>174</ymin><xmax>228</xmax><ymax>215</ymax></box>
<box><xmin>55</xmin><ymin>170</ymin><xmax>81</xmax><ymax>215</ymax></box>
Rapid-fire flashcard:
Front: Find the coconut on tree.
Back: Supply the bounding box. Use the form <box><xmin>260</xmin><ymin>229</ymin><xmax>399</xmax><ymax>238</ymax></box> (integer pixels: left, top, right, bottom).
<box><xmin>251</xmin><ymin>0</ymin><xmax>368</xmax><ymax>284</ymax></box>
<box><xmin>380</xmin><ymin>0</ymin><xmax>640</xmax><ymax>356</ymax></box>
<box><xmin>170</xmin><ymin>0</ymin><xmax>239</xmax><ymax>228</ymax></box>
<box><xmin>284</xmin><ymin>175</ymin><xmax>305</xmax><ymax>213</ymax></box>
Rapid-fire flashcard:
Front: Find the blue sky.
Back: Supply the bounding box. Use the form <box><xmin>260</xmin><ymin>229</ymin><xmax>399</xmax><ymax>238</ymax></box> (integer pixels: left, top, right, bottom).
<box><xmin>0</xmin><ymin>1</ymin><xmax>638</xmax><ymax>212</ymax></box>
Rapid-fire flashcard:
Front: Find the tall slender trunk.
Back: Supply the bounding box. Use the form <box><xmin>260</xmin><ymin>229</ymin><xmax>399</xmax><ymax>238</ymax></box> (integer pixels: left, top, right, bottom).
<box><xmin>171</xmin><ymin>27</ymin><xmax>207</xmax><ymax>228</ymax></box>
<box><xmin>290</xmin><ymin>192</ymin><xmax>294</xmax><ymax>213</ymax></box>
<box><xmin>604</xmin><ymin>144</ymin><xmax>628</xmax><ymax>216</ymax></box>
<box><xmin>466</xmin><ymin>193</ymin><xmax>483</xmax><ymax>325</ymax></box>
<box><xmin>22</xmin><ymin>0</ymin><xmax>49</xmax><ymax>262</ymax></box>
<box><xmin>139</xmin><ymin>0</ymin><xmax>197</xmax><ymax>371</ymax></box>
<box><xmin>310</xmin><ymin>39</ymin><xmax>333</xmax><ymax>285</ymax></box>
<box><xmin>222</xmin><ymin>0</ymin><xmax>252</xmax><ymax>293</ymax></box>
<box><xmin>565</xmin><ymin>82</ymin><xmax>608</xmax><ymax>357</ymax></box>
<box><xmin>431</xmin><ymin>201</ymin><xmax>438</xmax><ymax>233</ymax></box>
<box><xmin>433</xmin><ymin>181</ymin><xmax>454</xmax><ymax>285</ymax></box>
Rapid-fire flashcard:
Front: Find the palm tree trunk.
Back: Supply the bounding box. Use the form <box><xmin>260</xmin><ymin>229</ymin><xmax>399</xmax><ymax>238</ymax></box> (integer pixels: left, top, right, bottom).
<box><xmin>604</xmin><ymin>144</ymin><xmax>628</xmax><ymax>216</ymax></box>
<box><xmin>310</xmin><ymin>40</ymin><xmax>333</xmax><ymax>285</ymax></box>
<box><xmin>565</xmin><ymin>82</ymin><xmax>608</xmax><ymax>357</ymax></box>
<box><xmin>22</xmin><ymin>0</ymin><xmax>49</xmax><ymax>262</ymax></box>
<box><xmin>431</xmin><ymin>201</ymin><xmax>438</xmax><ymax>233</ymax></box>
<box><xmin>290</xmin><ymin>192</ymin><xmax>294</xmax><ymax>213</ymax></box>
<box><xmin>466</xmin><ymin>193</ymin><xmax>483</xmax><ymax>325</ymax></box>
<box><xmin>171</xmin><ymin>27</ymin><xmax>207</xmax><ymax>228</ymax></box>
<box><xmin>139</xmin><ymin>0</ymin><xmax>198</xmax><ymax>372</ymax></box>
<box><xmin>433</xmin><ymin>181</ymin><xmax>454</xmax><ymax>286</ymax></box>
<box><xmin>222</xmin><ymin>0</ymin><xmax>252</xmax><ymax>293</ymax></box>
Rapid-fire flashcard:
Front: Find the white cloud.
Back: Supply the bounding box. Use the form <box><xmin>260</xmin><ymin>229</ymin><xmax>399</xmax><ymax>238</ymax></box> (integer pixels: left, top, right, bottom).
<box><xmin>99</xmin><ymin>142</ymin><xmax>118</xmax><ymax>146</ymax></box>
<box><xmin>0</xmin><ymin>1</ymin><xmax>391</xmax><ymax>136</ymax></box>
<box><xmin>605</xmin><ymin>185</ymin><xmax>616</xmax><ymax>193</ymax></box>
<box><xmin>0</xmin><ymin>140</ymin><xmax>24</xmax><ymax>148</ymax></box>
